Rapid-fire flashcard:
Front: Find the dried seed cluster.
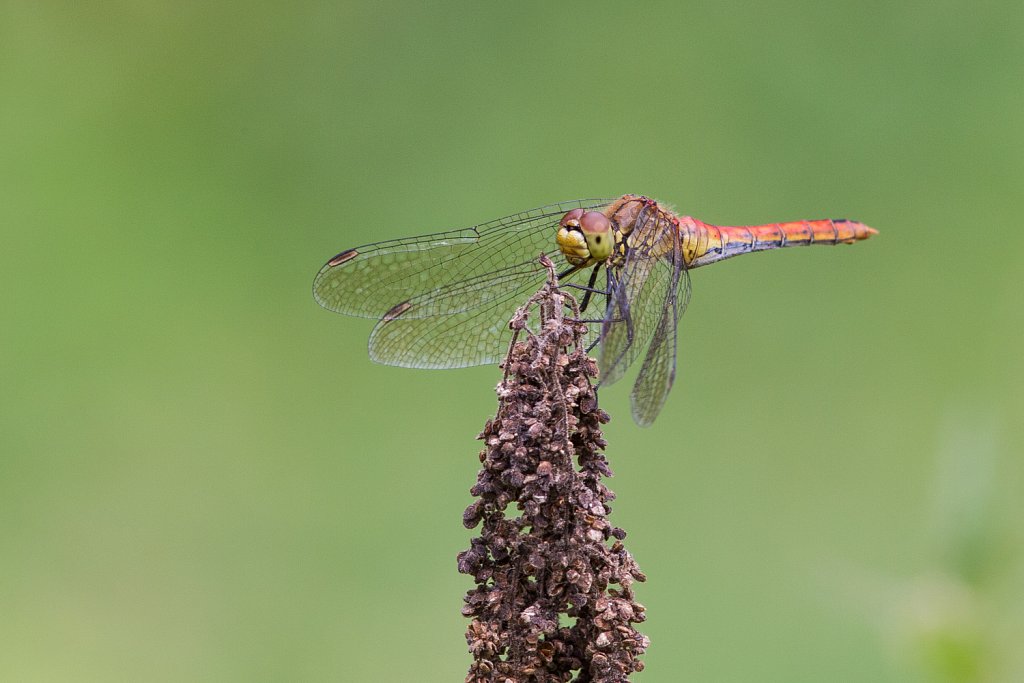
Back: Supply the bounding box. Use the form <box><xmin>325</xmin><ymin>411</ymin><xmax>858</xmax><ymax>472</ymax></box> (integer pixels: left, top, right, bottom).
<box><xmin>458</xmin><ymin>263</ymin><xmax>649</xmax><ymax>682</ymax></box>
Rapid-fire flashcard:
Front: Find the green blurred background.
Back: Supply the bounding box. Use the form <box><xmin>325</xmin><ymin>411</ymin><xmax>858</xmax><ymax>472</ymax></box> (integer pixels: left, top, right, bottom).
<box><xmin>2</xmin><ymin>1</ymin><xmax>1021</xmax><ymax>681</ymax></box>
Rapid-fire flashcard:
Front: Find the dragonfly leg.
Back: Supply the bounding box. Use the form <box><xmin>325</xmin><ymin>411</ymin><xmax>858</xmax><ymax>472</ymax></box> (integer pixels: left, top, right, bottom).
<box><xmin>578</xmin><ymin>264</ymin><xmax>601</xmax><ymax>313</ymax></box>
<box><xmin>557</xmin><ymin>264</ymin><xmax>583</xmax><ymax>280</ymax></box>
<box><xmin>624</xmin><ymin>301</ymin><xmax>635</xmax><ymax>343</ymax></box>
<box><xmin>604</xmin><ymin>268</ymin><xmax>634</xmax><ymax>343</ymax></box>
<box><xmin>563</xmin><ymin>282</ymin><xmax>607</xmax><ymax>295</ymax></box>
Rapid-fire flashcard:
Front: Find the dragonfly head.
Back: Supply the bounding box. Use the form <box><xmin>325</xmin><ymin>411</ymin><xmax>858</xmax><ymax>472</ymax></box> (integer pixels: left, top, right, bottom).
<box><xmin>557</xmin><ymin>209</ymin><xmax>614</xmax><ymax>266</ymax></box>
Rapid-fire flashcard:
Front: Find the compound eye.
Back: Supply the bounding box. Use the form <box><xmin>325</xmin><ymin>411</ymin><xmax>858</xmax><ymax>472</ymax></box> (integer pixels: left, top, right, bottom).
<box><xmin>579</xmin><ymin>211</ymin><xmax>610</xmax><ymax>235</ymax></box>
<box><xmin>559</xmin><ymin>208</ymin><xmax>585</xmax><ymax>228</ymax></box>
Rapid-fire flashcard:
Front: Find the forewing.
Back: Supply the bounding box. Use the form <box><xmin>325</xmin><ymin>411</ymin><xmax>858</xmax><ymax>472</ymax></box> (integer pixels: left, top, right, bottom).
<box><xmin>313</xmin><ymin>199</ymin><xmax>611</xmax><ymax>319</ymax></box>
<box><xmin>598</xmin><ymin>204</ymin><xmax>677</xmax><ymax>386</ymax></box>
<box><xmin>630</xmin><ymin>264</ymin><xmax>691</xmax><ymax>426</ymax></box>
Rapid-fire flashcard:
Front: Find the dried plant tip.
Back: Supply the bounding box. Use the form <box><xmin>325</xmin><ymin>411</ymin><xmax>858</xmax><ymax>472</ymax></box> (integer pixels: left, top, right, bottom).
<box><xmin>459</xmin><ymin>257</ymin><xmax>648</xmax><ymax>682</ymax></box>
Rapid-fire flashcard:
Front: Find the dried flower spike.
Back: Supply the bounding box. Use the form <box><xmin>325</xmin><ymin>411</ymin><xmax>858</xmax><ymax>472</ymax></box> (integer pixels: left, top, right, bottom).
<box><xmin>458</xmin><ymin>256</ymin><xmax>649</xmax><ymax>682</ymax></box>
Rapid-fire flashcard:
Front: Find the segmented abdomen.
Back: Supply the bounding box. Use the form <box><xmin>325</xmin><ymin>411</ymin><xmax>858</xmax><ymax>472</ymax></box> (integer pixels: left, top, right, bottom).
<box><xmin>683</xmin><ymin>218</ymin><xmax>877</xmax><ymax>268</ymax></box>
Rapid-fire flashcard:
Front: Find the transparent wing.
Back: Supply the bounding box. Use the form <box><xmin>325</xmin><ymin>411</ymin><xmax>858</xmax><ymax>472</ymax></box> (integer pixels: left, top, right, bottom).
<box><xmin>598</xmin><ymin>203</ymin><xmax>678</xmax><ymax>387</ymax></box>
<box><xmin>313</xmin><ymin>199</ymin><xmax>611</xmax><ymax>320</ymax></box>
<box><xmin>368</xmin><ymin>262</ymin><xmax>600</xmax><ymax>368</ymax></box>
<box><xmin>630</xmin><ymin>262</ymin><xmax>690</xmax><ymax>426</ymax></box>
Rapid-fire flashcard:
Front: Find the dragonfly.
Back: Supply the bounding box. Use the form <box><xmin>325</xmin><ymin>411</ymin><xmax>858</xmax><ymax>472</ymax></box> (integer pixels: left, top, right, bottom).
<box><xmin>313</xmin><ymin>194</ymin><xmax>876</xmax><ymax>426</ymax></box>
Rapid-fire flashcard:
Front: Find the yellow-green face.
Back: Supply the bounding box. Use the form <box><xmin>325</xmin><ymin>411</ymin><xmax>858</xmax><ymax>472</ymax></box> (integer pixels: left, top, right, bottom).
<box><xmin>556</xmin><ymin>208</ymin><xmax>614</xmax><ymax>267</ymax></box>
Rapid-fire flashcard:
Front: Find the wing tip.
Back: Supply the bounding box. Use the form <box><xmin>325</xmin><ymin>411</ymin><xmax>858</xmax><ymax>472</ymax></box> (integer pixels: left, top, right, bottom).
<box><xmin>327</xmin><ymin>249</ymin><xmax>360</xmax><ymax>267</ymax></box>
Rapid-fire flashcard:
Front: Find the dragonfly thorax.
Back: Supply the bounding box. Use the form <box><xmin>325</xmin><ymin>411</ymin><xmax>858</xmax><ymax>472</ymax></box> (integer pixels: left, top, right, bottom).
<box><xmin>556</xmin><ymin>208</ymin><xmax>615</xmax><ymax>267</ymax></box>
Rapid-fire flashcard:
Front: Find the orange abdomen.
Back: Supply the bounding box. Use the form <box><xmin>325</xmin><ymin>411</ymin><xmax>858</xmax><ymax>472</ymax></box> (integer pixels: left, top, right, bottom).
<box><xmin>684</xmin><ymin>218</ymin><xmax>877</xmax><ymax>268</ymax></box>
